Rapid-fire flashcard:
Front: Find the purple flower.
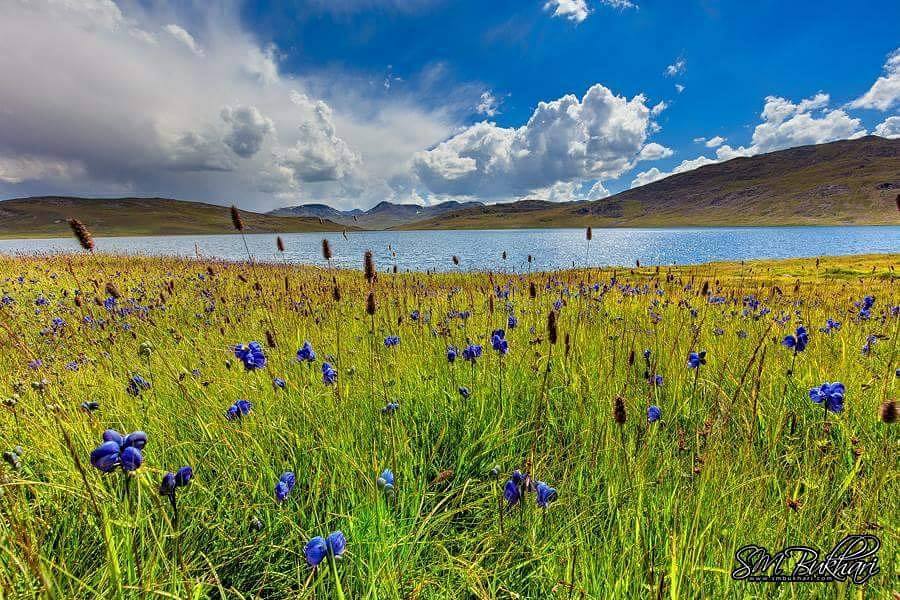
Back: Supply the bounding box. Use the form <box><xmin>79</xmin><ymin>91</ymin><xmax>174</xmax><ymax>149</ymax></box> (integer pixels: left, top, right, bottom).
<box><xmin>490</xmin><ymin>329</ymin><xmax>509</xmax><ymax>354</ymax></box>
<box><xmin>235</xmin><ymin>342</ymin><xmax>267</xmax><ymax>370</ymax></box>
<box><xmin>446</xmin><ymin>346</ymin><xmax>458</xmax><ymax>363</ymax></box>
<box><xmin>322</xmin><ymin>362</ymin><xmax>337</xmax><ymax>385</ymax></box>
<box><xmin>384</xmin><ymin>335</ymin><xmax>400</xmax><ymax>347</ymax></box>
<box><xmin>226</xmin><ymin>399</ymin><xmax>252</xmax><ymax>420</ymax></box>
<box><xmin>782</xmin><ymin>326</ymin><xmax>809</xmax><ymax>353</ymax></box>
<box><xmin>535</xmin><ymin>481</ymin><xmax>558</xmax><ymax>508</ymax></box>
<box><xmin>461</xmin><ymin>344</ymin><xmax>482</xmax><ymax>363</ymax></box>
<box><xmin>296</xmin><ymin>341</ymin><xmax>316</xmax><ymax>363</ymax></box>
<box><xmin>687</xmin><ymin>351</ymin><xmax>706</xmax><ymax>369</ymax></box>
<box><xmin>275</xmin><ymin>471</ymin><xmax>296</xmax><ymax>503</ymax></box>
<box><xmin>647</xmin><ymin>405</ymin><xmax>661</xmax><ymax>423</ymax></box>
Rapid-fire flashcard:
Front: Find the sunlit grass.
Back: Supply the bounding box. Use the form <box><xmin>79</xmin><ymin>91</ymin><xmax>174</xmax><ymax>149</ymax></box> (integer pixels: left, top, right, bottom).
<box><xmin>0</xmin><ymin>251</ymin><xmax>896</xmax><ymax>598</ymax></box>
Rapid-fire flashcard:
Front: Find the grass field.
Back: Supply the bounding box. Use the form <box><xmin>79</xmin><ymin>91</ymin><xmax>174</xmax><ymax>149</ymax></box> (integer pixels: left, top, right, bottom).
<box><xmin>0</xmin><ymin>246</ymin><xmax>897</xmax><ymax>598</ymax></box>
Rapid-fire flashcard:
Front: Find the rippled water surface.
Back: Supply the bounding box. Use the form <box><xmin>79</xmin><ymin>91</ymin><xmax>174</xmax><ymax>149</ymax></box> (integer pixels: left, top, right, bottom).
<box><xmin>1</xmin><ymin>227</ymin><xmax>897</xmax><ymax>272</ymax></box>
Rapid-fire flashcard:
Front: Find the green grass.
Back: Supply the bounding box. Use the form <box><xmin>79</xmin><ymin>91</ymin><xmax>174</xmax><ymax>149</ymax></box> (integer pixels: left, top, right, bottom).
<box><xmin>0</xmin><ymin>251</ymin><xmax>897</xmax><ymax>598</ymax></box>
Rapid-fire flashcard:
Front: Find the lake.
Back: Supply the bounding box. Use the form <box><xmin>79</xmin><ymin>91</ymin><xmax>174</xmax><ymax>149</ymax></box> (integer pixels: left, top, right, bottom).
<box><xmin>0</xmin><ymin>227</ymin><xmax>898</xmax><ymax>272</ymax></box>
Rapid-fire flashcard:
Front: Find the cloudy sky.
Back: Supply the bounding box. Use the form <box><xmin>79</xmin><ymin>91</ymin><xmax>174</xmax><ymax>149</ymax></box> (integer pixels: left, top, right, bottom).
<box><xmin>0</xmin><ymin>0</ymin><xmax>897</xmax><ymax>212</ymax></box>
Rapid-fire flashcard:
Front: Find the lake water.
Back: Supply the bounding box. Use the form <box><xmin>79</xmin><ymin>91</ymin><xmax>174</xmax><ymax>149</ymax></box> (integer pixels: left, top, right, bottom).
<box><xmin>1</xmin><ymin>227</ymin><xmax>898</xmax><ymax>272</ymax></box>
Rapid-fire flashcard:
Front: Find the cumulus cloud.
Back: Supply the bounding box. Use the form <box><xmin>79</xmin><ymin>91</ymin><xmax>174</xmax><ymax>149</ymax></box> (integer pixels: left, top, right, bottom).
<box><xmin>631</xmin><ymin>94</ymin><xmax>865</xmax><ymax>188</ymax></box>
<box><xmin>665</xmin><ymin>58</ymin><xmax>686</xmax><ymax>77</ymax></box>
<box><xmin>849</xmin><ymin>48</ymin><xmax>900</xmax><ymax>111</ymax></box>
<box><xmin>874</xmin><ymin>116</ymin><xmax>900</xmax><ymax>139</ymax></box>
<box><xmin>412</xmin><ymin>83</ymin><xmax>664</xmax><ymax>200</ymax></box>
<box><xmin>221</xmin><ymin>106</ymin><xmax>275</xmax><ymax>158</ymax></box>
<box><xmin>0</xmin><ymin>0</ymin><xmax>458</xmax><ymax>210</ymax></box>
<box><xmin>544</xmin><ymin>0</ymin><xmax>590</xmax><ymax>23</ymax></box>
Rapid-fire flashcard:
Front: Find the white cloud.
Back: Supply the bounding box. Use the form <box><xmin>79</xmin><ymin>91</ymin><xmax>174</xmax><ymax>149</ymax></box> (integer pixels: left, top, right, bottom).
<box><xmin>476</xmin><ymin>91</ymin><xmax>501</xmax><ymax>117</ymax></box>
<box><xmin>874</xmin><ymin>116</ymin><xmax>900</xmax><ymax>139</ymax></box>
<box><xmin>544</xmin><ymin>0</ymin><xmax>590</xmax><ymax>23</ymax></box>
<box><xmin>0</xmin><ymin>0</ymin><xmax>459</xmax><ymax>210</ymax></box>
<box><xmin>638</xmin><ymin>142</ymin><xmax>673</xmax><ymax>160</ymax></box>
<box><xmin>665</xmin><ymin>58</ymin><xmax>686</xmax><ymax>77</ymax></box>
<box><xmin>849</xmin><ymin>48</ymin><xmax>900</xmax><ymax>111</ymax></box>
<box><xmin>164</xmin><ymin>24</ymin><xmax>204</xmax><ymax>57</ymax></box>
<box><xmin>675</xmin><ymin>83</ymin><xmax>685</xmax><ymax>93</ymax></box>
<box><xmin>586</xmin><ymin>180</ymin><xmax>610</xmax><ymax>199</ymax></box>
<box><xmin>651</xmin><ymin>100</ymin><xmax>667</xmax><ymax>115</ymax></box>
<box><xmin>630</xmin><ymin>94</ymin><xmax>865</xmax><ymax>189</ymax></box>
<box><xmin>412</xmin><ymin>83</ymin><xmax>662</xmax><ymax>199</ymax></box>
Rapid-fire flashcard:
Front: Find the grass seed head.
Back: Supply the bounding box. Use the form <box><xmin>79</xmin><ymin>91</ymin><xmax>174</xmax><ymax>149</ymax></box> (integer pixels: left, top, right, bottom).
<box><xmin>230</xmin><ymin>205</ymin><xmax>244</xmax><ymax>231</ymax></box>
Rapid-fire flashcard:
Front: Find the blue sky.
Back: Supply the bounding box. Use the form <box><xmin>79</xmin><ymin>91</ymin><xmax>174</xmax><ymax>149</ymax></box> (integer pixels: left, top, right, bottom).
<box><xmin>0</xmin><ymin>0</ymin><xmax>897</xmax><ymax>210</ymax></box>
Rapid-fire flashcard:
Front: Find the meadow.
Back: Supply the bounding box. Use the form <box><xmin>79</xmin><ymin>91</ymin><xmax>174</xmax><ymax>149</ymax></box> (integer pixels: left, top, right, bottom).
<box><xmin>0</xmin><ymin>237</ymin><xmax>897</xmax><ymax>598</ymax></box>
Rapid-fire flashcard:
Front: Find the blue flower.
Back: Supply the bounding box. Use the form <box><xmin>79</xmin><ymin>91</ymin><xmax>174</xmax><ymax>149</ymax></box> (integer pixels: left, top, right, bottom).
<box><xmin>326</xmin><ymin>531</ymin><xmax>346</xmax><ymax>558</ymax></box>
<box><xmin>126</xmin><ymin>373</ymin><xmax>151</xmax><ymax>396</ymax></box>
<box><xmin>782</xmin><ymin>326</ymin><xmax>809</xmax><ymax>353</ymax></box>
<box><xmin>296</xmin><ymin>341</ymin><xmax>316</xmax><ymax>363</ymax></box>
<box><xmin>507</xmin><ymin>315</ymin><xmax>518</xmax><ymax>329</ymax></box>
<box><xmin>384</xmin><ymin>335</ymin><xmax>400</xmax><ymax>347</ymax></box>
<box><xmin>89</xmin><ymin>441</ymin><xmax>122</xmax><ymax>472</ymax></box>
<box><xmin>491</xmin><ymin>329</ymin><xmax>509</xmax><ymax>354</ymax></box>
<box><xmin>304</xmin><ymin>536</ymin><xmax>328</xmax><ymax>566</ymax></box>
<box><xmin>275</xmin><ymin>471</ymin><xmax>296</xmax><ymax>503</ymax></box>
<box><xmin>687</xmin><ymin>351</ymin><xmax>706</xmax><ymax>369</ymax></box>
<box><xmin>174</xmin><ymin>465</ymin><xmax>193</xmax><ymax>487</ymax></box>
<box><xmin>458</xmin><ymin>386</ymin><xmax>470</xmax><ymax>399</ymax></box>
<box><xmin>820</xmin><ymin>319</ymin><xmax>841</xmax><ymax>333</ymax></box>
<box><xmin>322</xmin><ymin>362</ymin><xmax>337</xmax><ymax>385</ymax></box>
<box><xmin>647</xmin><ymin>405</ymin><xmax>661</xmax><ymax>423</ymax></box>
<box><xmin>648</xmin><ymin>374</ymin><xmax>663</xmax><ymax>386</ymax></box>
<box><xmin>235</xmin><ymin>342</ymin><xmax>267</xmax><ymax>370</ymax></box>
<box><xmin>461</xmin><ymin>344</ymin><xmax>482</xmax><ymax>363</ymax></box>
<box><xmin>377</xmin><ymin>469</ymin><xmax>395</xmax><ymax>493</ymax></box>
<box><xmin>226</xmin><ymin>399</ymin><xmax>252</xmax><ymax>420</ymax></box>
<box><xmin>120</xmin><ymin>446</ymin><xmax>143</xmax><ymax>472</ymax></box>
<box><xmin>446</xmin><ymin>346</ymin><xmax>458</xmax><ymax>363</ymax></box>
<box><xmin>503</xmin><ymin>478</ymin><xmax>521</xmax><ymax>505</ymax></box>
<box><xmin>104</xmin><ymin>297</ymin><xmax>117</xmax><ymax>310</ymax></box>
<box><xmin>381</xmin><ymin>401</ymin><xmax>400</xmax><ymax>415</ymax></box>
<box><xmin>862</xmin><ymin>335</ymin><xmax>876</xmax><ymax>356</ymax></box>
<box><xmin>535</xmin><ymin>481</ymin><xmax>558</xmax><ymax>508</ymax></box>
<box><xmin>410</xmin><ymin>310</ymin><xmax>420</xmax><ymax>321</ymax></box>
<box><xmin>809</xmin><ymin>382</ymin><xmax>845</xmax><ymax>413</ymax></box>
<box><xmin>160</xmin><ymin>465</ymin><xmax>193</xmax><ymax>496</ymax></box>
<box><xmin>273</xmin><ymin>377</ymin><xmax>286</xmax><ymax>389</ymax></box>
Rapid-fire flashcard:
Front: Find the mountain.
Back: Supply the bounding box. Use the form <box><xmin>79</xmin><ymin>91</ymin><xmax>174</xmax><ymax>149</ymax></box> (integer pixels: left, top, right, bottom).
<box><xmin>398</xmin><ymin>136</ymin><xmax>900</xmax><ymax>229</ymax></box>
<box><xmin>0</xmin><ymin>196</ymin><xmax>351</xmax><ymax>238</ymax></box>
<box><xmin>270</xmin><ymin>199</ymin><xmax>483</xmax><ymax>229</ymax></box>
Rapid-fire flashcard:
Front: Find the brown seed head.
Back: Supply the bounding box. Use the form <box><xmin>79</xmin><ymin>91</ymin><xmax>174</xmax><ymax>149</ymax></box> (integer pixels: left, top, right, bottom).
<box><xmin>547</xmin><ymin>310</ymin><xmax>558</xmax><ymax>345</ymax></box>
<box><xmin>68</xmin><ymin>218</ymin><xmax>94</xmax><ymax>251</ymax></box>
<box><xmin>230</xmin><ymin>205</ymin><xmax>244</xmax><ymax>231</ymax></box>
<box><xmin>879</xmin><ymin>400</ymin><xmax>897</xmax><ymax>424</ymax></box>
<box><xmin>529</xmin><ymin>281</ymin><xmax>537</xmax><ymax>299</ymax></box>
<box><xmin>322</xmin><ymin>239</ymin><xmax>333</xmax><ymax>261</ymax></box>
<box><xmin>586</xmin><ymin>226</ymin><xmax>592</xmax><ymax>241</ymax></box>
<box><xmin>105</xmin><ymin>282</ymin><xmax>121</xmax><ymax>299</ymax></box>
<box><xmin>364</xmin><ymin>250</ymin><xmax>375</xmax><ymax>284</ymax></box>
<box><xmin>613</xmin><ymin>396</ymin><xmax>627</xmax><ymax>425</ymax></box>
<box><xmin>366</xmin><ymin>291</ymin><xmax>377</xmax><ymax>315</ymax></box>
<box><xmin>276</xmin><ymin>236</ymin><xmax>285</xmax><ymax>252</ymax></box>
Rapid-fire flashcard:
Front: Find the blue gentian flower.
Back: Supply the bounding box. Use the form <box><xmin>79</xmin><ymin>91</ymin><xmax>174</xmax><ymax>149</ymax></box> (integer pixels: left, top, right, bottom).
<box><xmin>647</xmin><ymin>405</ymin><xmax>661</xmax><ymax>423</ymax></box>
<box><xmin>104</xmin><ymin>297</ymin><xmax>117</xmax><ymax>310</ymax></box>
<box><xmin>235</xmin><ymin>342</ymin><xmax>267</xmax><ymax>370</ymax></box>
<box><xmin>535</xmin><ymin>482</ymin><xmax>558</xmax><ymax>508</ymax></box>
<box><xmin>491</xmin><ymin>329</ymin><xmax>509</xmax><ymax>354</ymax></box>
<box><xmin>862</xmin><ymin>335</ymin><xmax>876</xmax><ymax>356</ymax></box>
<box><xmin>121</xmin><ymin>447</ymin><xmax>143</xmax><ymax>472</ymax></box>
<box><xmin>820</xmin><ymin>319</ymin><xmax>841</xmax><ymax>333</ymax></box>
<box><xmin>304</xmin><ymin>536</ymin><xmax>328</xmax><ymax>566</ymax></box>
<box><xmin>446</xmin><ymin>346</ymin><xmax>458</xmax><ymax>363</ymax></box>
<box><xmin>381</xmin><ymin>401</ymin><xmax>399</xmax><ymax>415</ymax></box>
<box><xmin>90</xmin><ymin>429</ymin><xmax>147</xmax><ymax>473</ymax></box>
<box><xmin>226</xmin><ymin>399</ymin><xmax>252</xmax><ymax>420</ymax></box>
<box><xmin>384</xmin><ymin>335</ymin><xmax>400</xmax><ymax>347</ymax></box>
<box><xmin>377</xmin><ymin>469</ymin><xmax>395</xmax><ymax>493</ymax></box>
<box><xmin>458</xmin><ymin>386</ymin><xmax>470</xmax><ymax>399</ymax></box>
<box><xmin>462</xmin><ymin>344</ymin><xmax>482</xmax><ymax>363</ymax></box>
<box><xmin>160</xmin><ymin>465</ymin><xmax>193</xmax><ymax>497</ymax></box>
<box><xmin>326</xmin><ymin>531</ymin><xmax>346</xmax><ymax>558</ymax></box>
<box><xmin>126</xmin><ymin>374</ymin><xmax>151</xmax><ymax>396</ymax></box>
<box><xmin>687</xmin><ymin>351</ymin><xmax>706</xmax><ymax>369</ymax></box>
<box><xmin>809</xmin><ymin>382</ymin><xmax>845</xmax><ymax>413</ymax></box>
<box><xmin>275</xmin><ymin>471</ymin><xmax>296</xmax><ymax>503</ymax></box>
<box><xmin>782</xmin><ymin>326</ymin><xmax>809</xmax><ymax>352</ymax></box>
<box><xmin>503</xmin><ymin>478</ymin><xmax>521</xmax><ymax>505</ymax></box>
<box><xmin>322</xmin><ymin>362</ymin><xmax>337</xmax><ymax>385</ymax></box>
<box><xmin>410</xmin><ymin>310</ymin><xmax>420</xmax><ymax>321</ymax></box>
<box><xmin>273</xmin><ymin>377</ymin><xmax>286</xmax><ymax>389</ymax></box>
<box><xmin>296</xmin><ymin>341</ymin><xmax>316</xmax><ymax>363</ymax></box>
<box><xmin>507</xmin><ymin>315</ymin><xmax>518</xmax><ymax>329</ymax></box>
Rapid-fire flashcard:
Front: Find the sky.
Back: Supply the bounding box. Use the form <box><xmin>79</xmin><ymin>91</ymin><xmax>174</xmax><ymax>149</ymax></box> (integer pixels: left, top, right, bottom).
<box><xmin>0</xmin><ymin>0</ymin><xmax>898</xmax><ymax>212</ymax></box>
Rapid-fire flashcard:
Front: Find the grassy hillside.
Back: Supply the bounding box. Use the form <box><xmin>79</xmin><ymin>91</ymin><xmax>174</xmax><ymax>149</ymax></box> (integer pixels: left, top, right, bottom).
<box><xmin>0</xmin><ymin>196</ymin><xmax>351</xmax><ymax>238</ymax></box>
<box><xmin>399</xmin><ymin>136</ymin><xmax>900</xmax><ymax>229</ymax></box>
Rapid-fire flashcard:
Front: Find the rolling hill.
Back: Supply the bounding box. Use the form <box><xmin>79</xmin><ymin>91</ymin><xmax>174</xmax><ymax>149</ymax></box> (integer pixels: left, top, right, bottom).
<box><xmin>398</xmin><ymin>136</ymin><xmax>900</xmax><ymax>229</ymax></box>
<box><xmin>0</xmin><ymin>196</ymin><xmax>351</xmax><ymax>238</ymax></box>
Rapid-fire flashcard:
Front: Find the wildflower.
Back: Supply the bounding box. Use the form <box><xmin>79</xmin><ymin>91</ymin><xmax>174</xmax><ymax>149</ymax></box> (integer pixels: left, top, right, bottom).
<box><xmin>127</xmin><ymin>374</ymin><xmax>151</xmax><ymax>396</ymax></box>
<box><xmin>381</xmin><ymin>401</ymin><xmax>399</xmax><ymax>415</ymax></box>
<box><xmin>410</xmin><ymin>310</ymin><xmax>420</xmax><ymax>321</ymax></box>
<box><xmin>90</xmin><ymin>429</ymin><xmax>147</xmax><ymax>473</ymax></box>
<box><xmin>296</xmin><ymin>341</ymin><xmax>316</xmax><ymax>363</ymax></box>
<box><xmin>507</xmin><ymin>315</ymin><xmax>518</xmax><ymax>329</ymax></box>
<box><xmin>376</xmin><ymin>469</ymin><xmax>395</xmax><ymax>494</ymax></box>
<box><xmin>490</xmin><ymin>329</ymin><xmax>509</xmax><ymax>354</ymax></box>
<box><xmin>322</xmin><ymin>362</ymin><xmax>337</xmax><ymax>385</ymax></box>
<box><xmin>80</xmin><ymin>401</ymin><xmax>100</xmax><ymax>413</ymax></box>
<box><xmin>458</xmin><ymin>386</ymin><xmax>470</xmax><ymax>399</ymax></box>
<box><xmin>273</xmin><ymin>377</ymin><xmax>286</xmax><ymax>389</ymax></box>
<box><xmin>304</xmin><ymin>531</ymin><xmax>347</xmax><ymax>567</ymax></box>
<box><xmin>820</xmin><ymin>318</ymin><xmax>841</xmax><ymax>333</ymax></box>
<box><xmin>462</xmin><ymin>344</ymin><xmax>482</xmax><ymax>363</ymax></box>
<box><xmin>274</xmin><ymin>471</ymin><xmax>296</xmax><ymax>503</ymax></box>
<box><xmin>687</xmin><ymin>351</ymin><xmax>706</xmax><ymax>369</ymax></box>
<box><xmin>535</xmin><ymin>482</ymin><xmax>558</xmax><ymax>508</ymax></box>
<box><xmin>384</xmin><ymin>335</ymin><xmax>400</xmax><ymax>347</ymax></box>
<box><xmin>647</xmin><ymin>405</ymin><xmax>662</xmax><ymax>423</ymax></box>
<box><xmin>809</xmin><ymin>382</ymin><xmax>845</xmax><ymax>414</ymax></box>
<box><xmin>862</xmin><ymin>335</ymin><xmax>876</xmax><ymax>356</ymax></box>
<box><xmin>648</xmin><ymin>374</ymin><xmax>663</xmax><ymax>386</ymax></box>
<box><xmin>446</xmin><ymin>346</ymin><xmax>458</xmax><ymax>363</ymax></box>
<box><xmin>160</xmin><ymin>466</ymin><xmax>193</xmax><ymax>497</ymax></box>
<box><xmin>104</xmin><ymin>297</ymin><xmax>117</xmax><ymax>310</ymax></box>
<box><xmin>226</xmin><ymin>399</ymin><xmax>252</xmax><ymax>420</ymax></box>
<box><xmin>235</xmin><ymin>342</ymin><xmax>266</xmax><ymax>370</ymax></box>
<box><xmin>782</xmin><ymin>326</ymin><xmax>809</xmax><ymax>353</ymax></box>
